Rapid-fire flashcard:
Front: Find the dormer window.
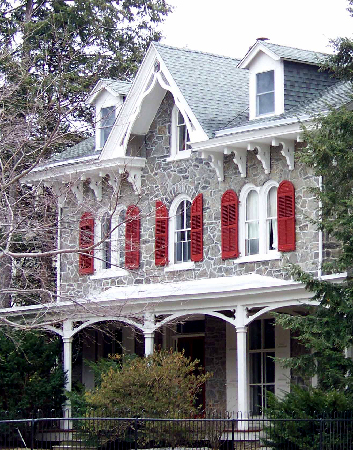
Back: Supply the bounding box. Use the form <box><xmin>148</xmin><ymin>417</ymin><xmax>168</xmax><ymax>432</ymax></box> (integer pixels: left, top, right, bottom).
<box><xmin>256</xmin><ymin>70</ymin><xmax>275</xmax><ymax>116</ymax></box>
<box><xmin>100</xmin><ymin>106</ymin><xmax>116</xmax><ymax>148</ymax></box>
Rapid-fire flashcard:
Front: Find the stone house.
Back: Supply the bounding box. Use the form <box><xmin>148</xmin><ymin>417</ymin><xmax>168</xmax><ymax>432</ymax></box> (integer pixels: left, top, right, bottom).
<box><xmin>22</xmin><ymin>39</ymin><xmax>349</xmax><ymax>415</ymax></box>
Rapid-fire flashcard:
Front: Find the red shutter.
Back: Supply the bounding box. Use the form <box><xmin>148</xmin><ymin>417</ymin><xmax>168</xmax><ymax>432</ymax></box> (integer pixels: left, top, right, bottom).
<box><xmin>79</xmin><ymin>212</ymin><xmax>94</xmax><ymax>275</ymax></box>
<box><xmin>191</xmin><ymin>193</ymin><xmax>203</xmax><ymax>262</ymax></box>
<box><xmin>277</xmin><ymin>180</ymin><xmax>296</xmax><ymax>252</ymax></box>
<box><xmin>155</xmin><ymin>201</ymin><xmax>168</xmax><ymax>266</ymax></box>
<box><xmin>125</xmin><ymin>205</ymin><xmax>140</xmax><ymax>269</ymax></box>
<box><xmin>221</xmin><ymin>190</ymin><xmax>239</xmax><ymax>259</ymax></box>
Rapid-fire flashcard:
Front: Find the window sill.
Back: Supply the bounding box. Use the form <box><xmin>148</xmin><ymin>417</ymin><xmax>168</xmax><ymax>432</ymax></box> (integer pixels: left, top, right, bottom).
<box><xmin>235</xmin><ymin>252</ymin><xmax>281</xmax><ymax>264</ymax></box>
<box><xmin>90</xmin><ymin>268</ymin><xmax>128</xmax><ymax>279</ymax></box>
<box><xmin>166</xmin><ymin>150</ymin><xmax>191</xmax><ymax>162</ymax></box>
<box><xmin>164</xmin><ymin>261</ymin><xmax>195</xmax><ymax>273</ymax></box>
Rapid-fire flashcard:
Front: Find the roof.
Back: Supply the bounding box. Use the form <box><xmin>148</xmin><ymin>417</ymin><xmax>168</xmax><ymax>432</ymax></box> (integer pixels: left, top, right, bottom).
<box><xmin>101</xmin><ymin>79</ymin><xmax>131</xmax><ymax>96</ymax></box>
<box><xmin>50</xmin><ymin>136</ymin><xmax>96</xmax><ymax>163</ymax></box>
<box><xmin>261</xmin><ymin>41</ymin><xmax>328</xmax><ymax>65</ymax></box>
<box><xmin>154</xmin><ymin>43</ymin><xmax>249</xmax><ymax>137</ymax></box>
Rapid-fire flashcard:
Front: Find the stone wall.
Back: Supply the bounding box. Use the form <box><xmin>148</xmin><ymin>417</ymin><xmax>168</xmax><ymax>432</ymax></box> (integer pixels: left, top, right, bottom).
<box><xmin>205</xmin><ymin>316</ymin><xmax>227</xmax><ymax>412</ymax></box>
<box><xmin>59</xmin><ymin>90</ymin><xmax>322</xmax><ymax>300</ymax></box>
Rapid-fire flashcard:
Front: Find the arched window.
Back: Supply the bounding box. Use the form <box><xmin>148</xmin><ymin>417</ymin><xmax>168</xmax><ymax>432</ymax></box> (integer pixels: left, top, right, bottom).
<box><xmin>175</xmin><ymin>199</ymin><xmax>191</xmax><ymax>263</ymax></box>
<box><xmin>170</xmin><ymin>105</ymin><xmax>191</xmax><ymax>159</ymax></box>
<box><xmin>93</xmin><ymin>207</ymin><xmax>128</xmax><ymax>277</ymax></box>
<box><xmin>266</xmin><ymin>186</ymin><xmax>278</xmax><ymax>251</ymax></box>
<box><xmin>239</xmin><ymin>181</ymin><xmax>285</xmax><ymax>260</ymax></box>
<box><xmin>101</xmin><ymin>212</ymin><xmax>112</xmax><ymax>269</ymax></box>
<box><xmin>245</xmin><ymin>190</ymin><xmax>259</xmax><ymax>256</ymax></box>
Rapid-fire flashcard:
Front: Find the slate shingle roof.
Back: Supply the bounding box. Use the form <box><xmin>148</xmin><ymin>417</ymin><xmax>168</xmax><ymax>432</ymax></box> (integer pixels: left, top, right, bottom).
<box><xmin>153</xmin><ymin>43</ymin><xmax>249</xmax><ymax>137</ymax></box>
<box><xmin>50</xmin><ymin>136</ymin><xmax>96</xmax><ymax>163</ymax></box>
<box><xmin>260</xmin><ymin>41</ymin><xmax>328</xmax><ymax>65</ymax></box>
<box><xmin>224</xmin><ymin>81</ymin><xmax>352</xmax><ymax>131</ymax></box>
<box><xmin>101</xmin><ymin>79</ymin><xmax>131</xmax><ymax>96</ymax></box>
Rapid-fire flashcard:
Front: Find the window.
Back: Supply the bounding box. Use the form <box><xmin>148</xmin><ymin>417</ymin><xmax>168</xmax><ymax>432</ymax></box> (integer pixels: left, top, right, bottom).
<box><xmin>239</xmin><ymin>181</ymin><xmax>279</xmax><ymax>259</ymax></box>
<box><xmin>169</xmin><ymin>105</ymin><xmax>191</xmax><ymax>159</ymax></box>
<box><xmin>100</xmin><ymin>106</ymin><xmax>115</xmax><ymax>148</ymax></box>
<box><xmin>256</xmin><ymin>70</ymin><xmax>275</xmax><ymax>116</ymax></box>
<box><xmin>91</xmin><ymin>208</ymin><xmax>127</xmax><ymax>278</ymax></box>
<box><xmin>175</xmin><ymin>199</ymin><xmax>191</xmax><ymax>263</ymax></box>
<box><xmin>176</xmin><ymin>109</ymin><xmax>190</xmax><ymax>152</ymax></box>
<box><xmin>249</xmin><ymin>318</ymin><xmax>275</xmax><ymax>415</ymax></box>
<box><xmin>245</xmin><ymin>190</ymin><xmax>259</xmax><ymax>255</ymax></box>
<box><xmin>266</xmin><ymin>186</ymin><xmax>278</xmax><ymax>251</ymax></box>
<box><xmin>101</xmin><ymin>212</ymin><xmax>112</xmax><ymax>269</ymax></box>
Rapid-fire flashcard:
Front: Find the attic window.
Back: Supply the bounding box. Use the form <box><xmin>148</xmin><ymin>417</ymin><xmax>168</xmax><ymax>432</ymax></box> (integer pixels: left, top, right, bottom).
<box><xmin>256</xmin><ymin>70</ymin><xmax>275</xmax><ymax>116</ymax></box>
<box><xmin>100</xmin><ymin>106</ymin><xmax>115</xmax><ymax>148</ymax></box>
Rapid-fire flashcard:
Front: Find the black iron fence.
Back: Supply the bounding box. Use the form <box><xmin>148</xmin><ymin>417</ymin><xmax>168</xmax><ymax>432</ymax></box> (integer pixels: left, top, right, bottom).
<box><xmin>1</xmin><ymin>415</ymin><xmax>353</xmax><ymax>449</ymax></box>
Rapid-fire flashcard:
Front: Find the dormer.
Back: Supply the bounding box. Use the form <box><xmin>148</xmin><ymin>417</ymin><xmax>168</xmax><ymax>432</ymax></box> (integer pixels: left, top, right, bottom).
<box><xmin>87</xmin><ymin>79</ymin><xmax>131</xmax><ymax>151</ymax></box>
<box><xmin>238</xmin><ymin>40</ymin><xmax>332</xmax><ymax>122</ymax></box>
<box><xmin>238</xmin><ymin>40</ymin><xmax>284</xmax><ymax>120</ymax></box>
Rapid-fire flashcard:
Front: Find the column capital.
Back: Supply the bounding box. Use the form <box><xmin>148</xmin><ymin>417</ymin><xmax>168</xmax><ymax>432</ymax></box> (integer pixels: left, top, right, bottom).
<box><xmin>62</xmin><ymin>336</ymin><xmax>73</xmax><ymax>344</ymax></box>
<box><xmin>236</xmin><ymin>326</ymin><xmax>248</xmax><ymax>334</ymax></box>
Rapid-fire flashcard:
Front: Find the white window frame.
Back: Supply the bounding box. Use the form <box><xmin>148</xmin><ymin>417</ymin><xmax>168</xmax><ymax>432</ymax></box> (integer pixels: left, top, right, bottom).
<box><xmin>167</xmin><ymin>105</ymin><xmax>192</xmax><ymax>161</ymax></box>
<box><xmin>238</xmin><ymin>181</ymin><xmax>280</xmax><ymax>263</ymax></box>
<box><xmin>256</xmin><ymin>70</ymin><xmax>275</xmax><ymax>117</ymax></box>
<box><xmin>98</xmin><ymin>105</ymin><xmax>116</xmax><ymax>150</ymax></box>
<box><xmin>91</xmin><ymin>207</ymin><xmax>128</xmax><ymax>279</ymax></box>
<box><xmin>165</xmin><ymin>193</ymin><xmax>195</xmax><ymax>272</ymax></box>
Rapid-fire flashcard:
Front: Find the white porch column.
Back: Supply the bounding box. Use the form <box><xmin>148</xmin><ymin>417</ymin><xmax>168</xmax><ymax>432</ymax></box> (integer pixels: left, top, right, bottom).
<box><xmin>63</xmin><ymin>336</ymin><xmax>73</xmax><ymax>392</ymax></box>
<box><xmin>144</xmin><ymin>313</ymin><xmax>155</xmax><ymax>356</ymax></box>
<box><xmin>236</xmin><ymin>305</ymin><xmax>248</xmax><ymax>428</ymax></box>
<box><xmin>236</xmin><ymin>326</ymin><xmax>248</xmax><ymax>418</ymax></box>
<box><xmin>62</xmin><ymin>320</ymin><xmax>73</xmax><ymax>428</ymax></box>
<box><xmin>144</xmin><ymin>331</ymin><xmax>155</xmax><ymax>356</ymax></box>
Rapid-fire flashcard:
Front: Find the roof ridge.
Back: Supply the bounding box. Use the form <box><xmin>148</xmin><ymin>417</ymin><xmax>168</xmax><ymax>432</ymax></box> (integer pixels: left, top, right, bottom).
<box><xmin>153</xmin><ymin>42</ymin><xmax>241</xmax><ymax>62</ymax></box>
<box><xmin>262</xmin><ymin>40</ymin><xmax>329</xmax><ymax>57</ymax></box>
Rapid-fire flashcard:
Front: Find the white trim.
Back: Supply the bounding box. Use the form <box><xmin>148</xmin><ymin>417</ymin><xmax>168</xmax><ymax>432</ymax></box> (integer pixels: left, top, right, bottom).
<box><xmin>164</xmin><ymin>261</ymin><xmax>195</xmax><ymax>272</ymax></box>
<box><xmin>168</xmin><ymin>193</ymin><xmax>192</xmax><ymax>267</ymax></box>
<box><xmin>239</xmin><ymin>181</ymin><xmax>279</xmax><ymax>259</ymax></box>
<box><xmin>169</xmin><ymin>104</ymin><xmax>192</xmax><ymax>160</ymax></box>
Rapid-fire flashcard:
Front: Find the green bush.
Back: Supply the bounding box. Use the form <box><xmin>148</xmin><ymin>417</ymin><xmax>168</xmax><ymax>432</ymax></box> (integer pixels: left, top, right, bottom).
<box><xmin>263</xmin><ymin>385</ymin><xmax>353</xmax><ymax>449</ymax></box>
<box><xmin>0</xmin><ymin>330</ymin><xmax>66</xmax><ymax>417</ymax></box>
<box><xmin>73</xmin><ymin>350</ymin><xmax>211</xmax><ymax>447</ymax></box>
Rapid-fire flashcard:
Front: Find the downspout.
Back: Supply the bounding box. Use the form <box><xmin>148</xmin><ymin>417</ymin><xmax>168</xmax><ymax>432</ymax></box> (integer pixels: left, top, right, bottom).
<box><xmin>56</xmin><ymin>204</ymin><xmax>62</xmax><ymax>302</ymax></box>
<box><xmin>318</xmin><ymin>175</ymin><xmax>323</xmax><ymax>279</ymax></box>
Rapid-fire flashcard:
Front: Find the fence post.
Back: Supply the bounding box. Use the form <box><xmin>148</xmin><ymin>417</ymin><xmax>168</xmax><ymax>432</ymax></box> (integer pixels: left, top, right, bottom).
<box><xmin>31</xmin><ymin>418</ymin><xmax>35</xmax><ymax>450</ymax></box>
<box><xmin>319</xmin><ymin>418</ymin><xmax>323</xmax><ymax>450</ymax></box>
<box><xmin>134</xmin><ymin>417</ymin><xmax>138</xmax><ymax>450</ymax></box>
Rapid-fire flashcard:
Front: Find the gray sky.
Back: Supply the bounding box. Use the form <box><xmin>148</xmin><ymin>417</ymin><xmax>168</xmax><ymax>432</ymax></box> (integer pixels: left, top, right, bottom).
<box><xmin>159</xmin><ymin>0</ymin><xmax>353</xmax><ymax>58</ymax></box>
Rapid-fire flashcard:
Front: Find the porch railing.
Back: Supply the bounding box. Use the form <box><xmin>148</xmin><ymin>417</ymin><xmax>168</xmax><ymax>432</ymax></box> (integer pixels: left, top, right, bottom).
<box><xmin>1</xmin><ymin>414</ymin><xmax>353</xmax><ymax>450</ymax></box>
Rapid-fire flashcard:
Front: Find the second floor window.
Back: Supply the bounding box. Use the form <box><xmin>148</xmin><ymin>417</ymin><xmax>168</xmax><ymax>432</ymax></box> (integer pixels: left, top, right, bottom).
<box><xmin>175</xmin><ymin>199</ymin><xmax>191</xmax><ymax>263</ymax></box>
<box><xmin>100</xmin><ymin>106</ymin><xmax>115</xmax><ymax>148</ymax></box>
<box><xmin>256</xmin><ymin>70</ymin><xmax>275</xmax><ymax>116</ymax></box>
<box><xmin>176</xmin><ymin>109</ymin><xmax>190</xmax><ymax>152</ymax></box>
<box><xmin>245</xmin><ymin>190</ymin><xmax>259</xmax><ymax>255</ymax></box>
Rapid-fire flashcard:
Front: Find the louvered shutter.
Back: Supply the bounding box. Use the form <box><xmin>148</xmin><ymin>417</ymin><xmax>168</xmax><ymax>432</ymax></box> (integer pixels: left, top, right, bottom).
<box><xmin>155</xmin><ymin>201</ymin><xmax>168</xmax><ymax>266</ymax></box>
<box><xmin>125</xmin><ymin>205</ymin><xmax>140</xmax><ymax>269</ymax></box>
<box><xmin>221</xmin><ymin>190</ymin><xmax>239</xmax><ymax>259</ymax></box>
<box><xmin>191</xmin><ymin>193</ymin><xmax>203</xmax><ymax>262</ymax></box>
<box><xmin>277</xmin><ymin>181</ymin><xmax>295</xmax><ymax>252</ymax></box>
<box><xmin>79</xmin><ymin>212</ymin><xmax>94</xmax><ymax>275</ymax></box>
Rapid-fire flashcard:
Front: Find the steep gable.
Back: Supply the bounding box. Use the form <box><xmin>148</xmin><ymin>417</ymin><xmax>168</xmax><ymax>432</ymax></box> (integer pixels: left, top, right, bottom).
<box><xmin>154</xmin><ymin>44</ymin><xmax>249</xmax><ymax>137</ymax></box>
